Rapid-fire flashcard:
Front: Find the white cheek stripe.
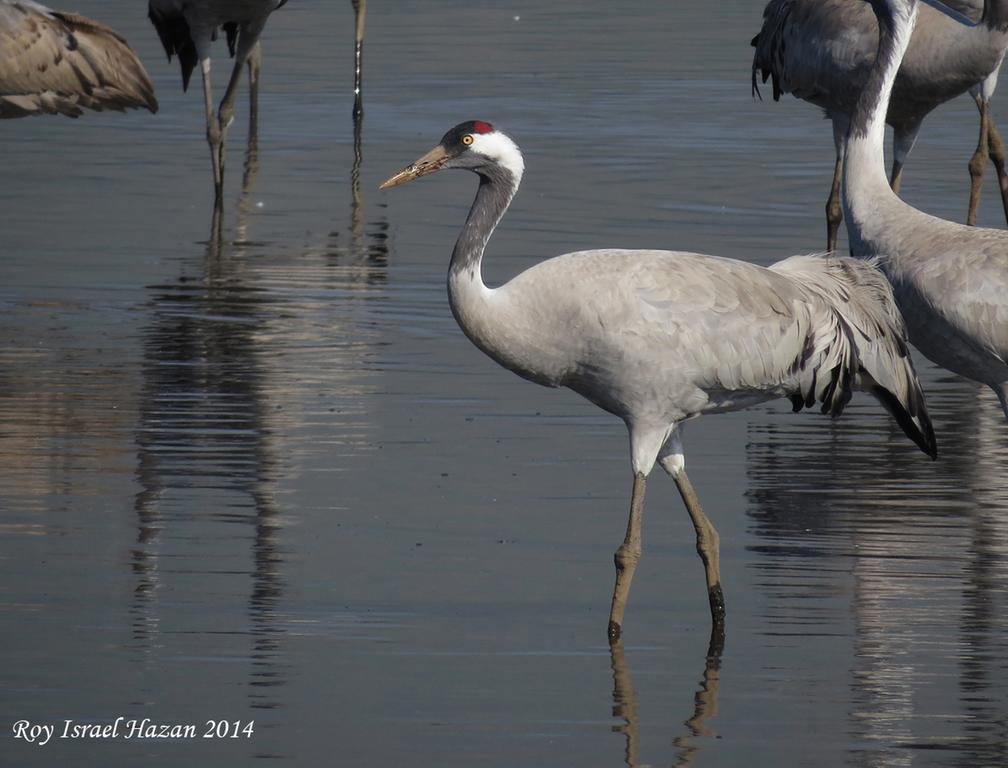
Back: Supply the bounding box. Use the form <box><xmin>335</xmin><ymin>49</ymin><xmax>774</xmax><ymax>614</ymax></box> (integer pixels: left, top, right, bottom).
<box><xmin>471</xmin><ymin>131</ymin><xmax>525</xmax><ymax>182</ymax></box>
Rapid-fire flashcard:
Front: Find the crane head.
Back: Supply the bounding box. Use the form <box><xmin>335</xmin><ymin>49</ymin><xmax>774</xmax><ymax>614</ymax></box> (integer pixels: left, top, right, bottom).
<box><xmin>380</xmin><ymin>120</ymin><xmax>524</xmax><ymax>189</ymax></box>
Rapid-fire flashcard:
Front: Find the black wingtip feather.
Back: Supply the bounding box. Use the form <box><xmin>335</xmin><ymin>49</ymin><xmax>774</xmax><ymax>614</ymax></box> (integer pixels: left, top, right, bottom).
<box><xmin>871</xmin><ymin>385</ymin><xmax>938</xmax><ymax>460</ymax></box>
<box><xmin>147</xmin><ymin>7</ymin><xmax>197</xmax><ymax>90</ymax></box>
<box><xmin>223</xmin><ymin>22</ymin><xmax>238</xmax><ymax>57</ymax></box>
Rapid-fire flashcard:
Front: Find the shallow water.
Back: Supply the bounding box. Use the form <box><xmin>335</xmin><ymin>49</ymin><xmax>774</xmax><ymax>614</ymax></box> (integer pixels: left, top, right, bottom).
<box><xmin>2</xmin><ymin>1</ymin><xmax>1007</xmax><ymax>766</ymax></box>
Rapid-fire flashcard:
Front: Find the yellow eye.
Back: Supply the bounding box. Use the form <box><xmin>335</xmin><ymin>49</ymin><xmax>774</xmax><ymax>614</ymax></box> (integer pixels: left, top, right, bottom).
<box><xmin>462</xmin><ymin>134</ymin><xmax>474</xmax><ymax>145</ymax></box>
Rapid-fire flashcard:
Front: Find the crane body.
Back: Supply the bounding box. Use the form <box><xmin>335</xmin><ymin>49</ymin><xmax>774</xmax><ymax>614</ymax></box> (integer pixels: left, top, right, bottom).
<box><xmin>381</xmin><ymin>121</ymin><xmax>937</xmax><ymax>637</ymax></box>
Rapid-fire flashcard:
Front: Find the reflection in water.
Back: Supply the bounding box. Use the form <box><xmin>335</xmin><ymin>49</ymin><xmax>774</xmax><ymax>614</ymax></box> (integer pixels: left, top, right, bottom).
<box><xmin>235</xmin><ymin>103</ymin><xmax>262</xmax><ymax>246</ymax></box>
<box><xmin>0</xmin><ymin>319</ymin><xmax>137</xmax><ymax>518</ymax></box>
<box><xmin>328</xmin><ymin>107</ymin><xmax>389</xmax><ymax>273</ymax></box>
<box><xmin>609</xmin><ymin>629</ymin><xmax>723</xmax><ymax>767</ymax></box>
<box><xmin>132</xmin><ymin>209</ymin><xmax>288</xmax><ymax>708</ymax></box>
<box><xmin>609</xmin><ymin>639</ymin><xmax>641</xmax><ymax>767</ymax></box>
<box><xmin>671</xmin><ymin>630</ymin><xmax>723</xmax><ymax>767</ymax></box>
<box><xmin>131</xmin><ymin>108</ymin><xmax>392</xmax><ymax>719</ymax></box>
<box><xmin>745</xmin><ymin>380</ymin><xmax>1008</xmax><ymax>766</ymax></box>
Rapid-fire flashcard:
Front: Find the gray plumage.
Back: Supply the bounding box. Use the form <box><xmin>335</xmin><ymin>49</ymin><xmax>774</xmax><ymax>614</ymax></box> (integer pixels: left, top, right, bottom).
<box><xmin>0</xmin><ymin>0</ymin><xmax>157</xmax><ymax>118</ymax></box>
<box><xmin>453</xmin><ymin>246</ymin><xmax>929</xmax><ymax>442</ymax></box>
<box><xmin>843</xmin><ymin>0</ymin><xmax>1008</xmax><ymax>420</ymax></box>
<box><xmin>380</xmin><ymin>122</ymin><xmax>936</xmax><ymax>638</ymax></box>
<box><xmin>753</xmin><ymin>0</ymin><xmax>1008</xmax><ymax>249</ymax></box>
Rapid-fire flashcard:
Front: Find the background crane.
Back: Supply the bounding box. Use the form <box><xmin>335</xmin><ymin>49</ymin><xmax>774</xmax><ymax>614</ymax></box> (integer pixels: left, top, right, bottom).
<box><xmin>752</xmin><ymin>0</ymin><xmax>1008</xmax><ymax>250</ymax></box>
<box><xmin>843</xmin><ymin>0</ymin><xmax>1008</xmax><ymax>421</ymax></box>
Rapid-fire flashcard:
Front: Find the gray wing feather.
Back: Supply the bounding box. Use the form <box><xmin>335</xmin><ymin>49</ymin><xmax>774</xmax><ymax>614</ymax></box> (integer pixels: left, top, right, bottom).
<box><xmin>510</xmin><ymin>250</ymin><xmax>858</xmax><ymax>419</ymax></box>
<box><xmin>634</xmin><ymin>254</ymin><xmax>855</xmax><ymax>417</ymax></box>
<box><xmin>772</xmin><ymin>253</ymin><xmax>936</xmax><ymax>456</ymax></box>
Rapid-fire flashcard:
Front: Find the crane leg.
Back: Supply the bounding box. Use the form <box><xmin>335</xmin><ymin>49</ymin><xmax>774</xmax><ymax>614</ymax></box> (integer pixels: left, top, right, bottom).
<box><xmin>608</xmin><ymin>472</ymin><xmax>646</xmax><ymax>640</ymax></box>
<box><xmin>672</xmin><ymin>469</ymin><xmax>725</xmax><ymax>627</ymax></box>
<box><xmin>246</xmin><ymin>41</ymin><xmax>262</xmax><ymax>143</ymax></box>
<box><xmin>825</xmin><ymin>154</ymin><xmax>843</xmax><ymax>253</ymax></box>
<box><xmin>968</xmin><ymin>95</ymin><xmax>991</xmax><ymax>226</ymax></box>
<box><xmin>889</xmin><ymin>161</ymin><xmax>904</xmax><ymax>195</ymax></box>
<box><xmin>889</xmin><ymin>124</ymin><xmax>920</xmax><ymax>197</ymax></box>
<box><xmin>199</xmin><ymin>57</ymin><xmax>224</xmax><ymax>201</ymax></box>
<box><xmin>352</xmin><ymin>0</ymin><xmax>367</xmax><ymax>118</ymax></box>
<box><xmin>984</xmin><ymin>109</ymin><xmax>1008</xmax><ymax>226</ymax></box>
<box><xmin>825</xmin><ymin>120</ymin><xmax>848</xmax><ymax>253</ymax></box>
<box><xmin>216</xmin><ymin>29</ymin><xmax>263</xmax><ymax>200</ymax></box>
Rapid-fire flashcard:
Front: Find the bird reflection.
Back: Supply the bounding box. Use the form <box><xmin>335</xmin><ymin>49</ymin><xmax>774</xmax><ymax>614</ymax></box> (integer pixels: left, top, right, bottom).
<box><xmin>745</xmin><ymin>381</ymin><xmax>1008</xmax><ymax>765</ymax></box>
<box><xmin>234</xmin><ymin>111</ymin><xmax>262</xmax><ymax>245</ymax></box>
<box><xmin>326</xmin><ymin>93</ymin><xmax>389</xmax><ymax>273</ymax></box>
<box><xmin>608</xmin><ymin>629</ymin><xmax>723</xmax><ymax>767</ymax></box>
<box><xmin>946</xmin><ymin>387</ymin><xmax>1008</xmax><ymax>768</ymax></box>
<box><xmin>670</xmin><ymin>629</ymin><xmax>723</xmax><ymax>767</ymax></box>
<box><xmin>131</xmin><ymin>102</ymin><xmax>392</xmax><ymax>713</ymax></box>
<box><xmin>131</xmin><ymin>176</ymin><xmax>287</xmax><ymax>707</ymax></box>
<box><xmin>609</xmin><ymin>639</ymin><xmax>642</xmax><ymax>767</ymax></box>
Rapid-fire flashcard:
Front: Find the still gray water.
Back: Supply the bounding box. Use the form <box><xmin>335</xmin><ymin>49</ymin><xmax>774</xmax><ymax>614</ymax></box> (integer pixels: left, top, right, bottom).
<box><xmin>2</xmin><ymin>1</ymin><xmax>1007</xmax><ymax>766</ymax></box>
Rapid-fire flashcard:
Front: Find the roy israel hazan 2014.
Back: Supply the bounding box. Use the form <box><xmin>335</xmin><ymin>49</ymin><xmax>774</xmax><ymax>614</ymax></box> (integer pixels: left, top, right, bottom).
<box><xmin>12</xmin><ymin>717</ymin><xmax>208</xmax><ymax>745</ymax></box>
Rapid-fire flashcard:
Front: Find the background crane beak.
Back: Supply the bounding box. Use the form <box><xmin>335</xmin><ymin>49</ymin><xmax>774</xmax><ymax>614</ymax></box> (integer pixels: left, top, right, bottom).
<box><xmin>379</xmin><ymin>144</ymin><xmax>450</xmax><ymax>189</ymax></box>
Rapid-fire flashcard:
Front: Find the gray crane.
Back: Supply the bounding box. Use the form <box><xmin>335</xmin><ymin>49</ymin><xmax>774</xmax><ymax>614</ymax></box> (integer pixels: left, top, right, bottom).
<box><xmin>753</xmin><ymin>0</ymin><xmax>1008</xmax><ymax>251</ymax></box>
<box><xmin>147</xmin><ymin>0</ymin><xmax>288</xmax><ymax>202</ymax></box>
<box><xmin>0</xmin><ymin>0</ymin><xmax>157</xmax><ymax>118</ymax></box>
<box><xmin>843</xmin><ymin>0</ymin><xmax>1008</xmax><ymax>421</ymax></box>
<box><xmin>379</xmin><ymin>120</ymin><xmax>937</xmax><ymax>638</ymax></box>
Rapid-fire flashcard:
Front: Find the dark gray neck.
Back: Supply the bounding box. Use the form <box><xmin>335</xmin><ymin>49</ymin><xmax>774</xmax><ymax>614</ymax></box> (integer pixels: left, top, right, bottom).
<box><xmin>449</xmin><ymin>165</ymin><xmax>519</xmax><ymax>283</ymax></box>
<box><xmin>849</xmin><ymin>0</ymin><xmax>911</xmax><ymax>141</ymax></box>
<box><xmin>843</xmin><ymin>0</ymin><xmax>918</xmax><ymax>228</ymax></box>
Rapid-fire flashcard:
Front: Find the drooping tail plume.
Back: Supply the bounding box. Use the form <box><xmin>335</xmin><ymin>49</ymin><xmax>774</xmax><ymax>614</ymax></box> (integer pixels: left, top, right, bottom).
<box><xmin>772</xmin><ymin>254</ymin><xmax>937</xmax><ymax>458</ymax></box>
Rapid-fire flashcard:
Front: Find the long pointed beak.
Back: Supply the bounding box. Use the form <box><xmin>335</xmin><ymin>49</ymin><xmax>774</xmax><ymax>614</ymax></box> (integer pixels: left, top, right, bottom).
<box><xmin>379</xmin><ymin>144</ymin><xmax>450</xmax><ymax>189</ymax></box>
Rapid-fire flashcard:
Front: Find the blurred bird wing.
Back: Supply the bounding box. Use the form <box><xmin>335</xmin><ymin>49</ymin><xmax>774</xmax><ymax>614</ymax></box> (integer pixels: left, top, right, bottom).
<box><xmin>0</xmin><ymin>1</ymin><xmax>157</xmax><ymax>117</ymax></box>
